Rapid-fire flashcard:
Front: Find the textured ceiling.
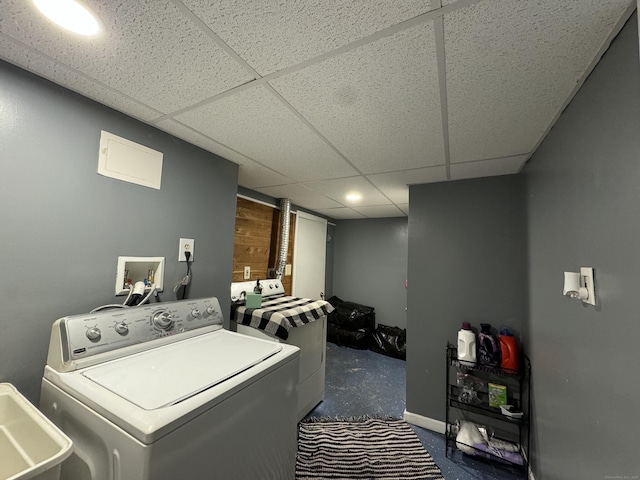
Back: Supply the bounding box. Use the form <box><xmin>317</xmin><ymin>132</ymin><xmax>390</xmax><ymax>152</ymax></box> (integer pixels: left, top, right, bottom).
<box><xmin>0</xmin><ymin>0</ymin><xmax>634</xmax><ymax>219</ymax></box>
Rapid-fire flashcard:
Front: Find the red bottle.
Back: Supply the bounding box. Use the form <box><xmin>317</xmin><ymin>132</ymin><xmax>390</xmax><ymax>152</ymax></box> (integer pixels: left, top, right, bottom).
<box><xmin>499</xmin><ymin>329</ymin><xmax>519</xmax><ymax>373</ymax></box>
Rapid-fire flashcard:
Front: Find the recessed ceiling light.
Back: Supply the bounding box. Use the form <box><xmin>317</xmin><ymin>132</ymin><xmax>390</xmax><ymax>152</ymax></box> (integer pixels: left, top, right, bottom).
<box><xmin>346</xmin><ymin>193</ymin><xmax>362</xmax><ymax>202</ymax></box>
<box><xmin>33</xmin><ymin>0</ymin><xmax>102</xmax><ymax>36</ymax></box>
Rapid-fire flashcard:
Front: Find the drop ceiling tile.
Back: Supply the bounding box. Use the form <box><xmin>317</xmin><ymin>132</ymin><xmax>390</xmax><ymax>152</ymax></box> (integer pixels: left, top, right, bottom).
<box><xmin>353</xmin><ymin>205</ymin><xmax>407</xmax><ymax>218</ymax></box>
<box><xmin>155</xmin><ymin>119</ymin><xmax>296</xmax><ymax>187</ymax></box>
<box><xmin>449</xmin><ymin>154</ymin><xmax>528</xmax><ymax>180</ymax></box>
<box><xmin>304</xmin><ymin>176</ymin><xmax>391</xmax><ymax>207</ymax></box>
<box><xmin>0</xmin><ymin>0</ymin><xmax>253</xmax><ymax>113</ymax></box>
<box><xmin>155</xmin><ymin>118</ymin><xmax>239</xmax><ymax>158</ymax></box>
<box><xmin>182</xmin><ymin>0</ymin><xmax>435</xmax><ymax>75</ymax></box>
<box><xmin>445</xmin><ymin>0</ymin><xmax>632</xmax><ymax>163</ymax></box>
<box><xmin>255</xmin><ymin>184</ymin><xmax>342</xmax><ymax>211</ymax></box>
<box><xmin>174</xmin><ymin>84</ymin><xmax>358</xmax><ymax>181</ymax></box>
<box><xmin>271</xmin><ymin>22</ymin><xmax>444</xmax><ymax>174</ymax></box>
<box><xmin>237</xmin><ymin>161</ymin><xmax>297</xmax><ymax>189</ymax></box>
<box><xmin>368</xmin><ymin>166</ymin><xmax>448</xmax><ymax>203</ymax></box>
<box><xmin>313</xmin><ymin>208</ymin><xmax>366</xmax><ymax>220</ymax></box>
<box><xmin>0</xmin><ymin>35</ymin><xmax>161</xmax><ymax>122</ymax></box>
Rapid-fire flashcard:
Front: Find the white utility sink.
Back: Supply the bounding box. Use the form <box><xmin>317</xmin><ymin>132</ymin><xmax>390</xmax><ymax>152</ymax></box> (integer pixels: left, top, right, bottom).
<box><xmin>0</xmin><ymin>383</ymin><xmax>72</xmax><ymax>480</ymax></box>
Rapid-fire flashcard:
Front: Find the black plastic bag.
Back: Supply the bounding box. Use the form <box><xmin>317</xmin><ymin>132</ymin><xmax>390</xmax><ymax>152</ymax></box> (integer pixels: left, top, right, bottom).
<box><xmin>327</xmin><ymin>323</ymin><xmax>371</xmax><ymax>349</ymax></box>
<box><xmin>370</xmin><ymin>324</ymin><xmax>406</xmax><ymax>360</ymax></box>
<box><xmin>327</xmin><ymin>296</ymin><xmax>375</xmax><ymax>331</ymax></box>
<box><xmin>327</xmin><ymin>296</ymin><xmax>375</xmax><ymax>348</ymax></box>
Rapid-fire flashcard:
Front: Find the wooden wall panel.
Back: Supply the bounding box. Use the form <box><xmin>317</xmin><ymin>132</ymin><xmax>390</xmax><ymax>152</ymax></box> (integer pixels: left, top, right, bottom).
<box><xmin>232</xmin><ymin>197</ymin><xmax>295</xmax><ymax>295</ymax></box>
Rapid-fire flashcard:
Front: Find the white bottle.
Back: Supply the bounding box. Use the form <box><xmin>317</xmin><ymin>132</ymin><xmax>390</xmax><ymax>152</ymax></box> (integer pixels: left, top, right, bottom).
<box><xmin>457</xmin><ymin>322</ymin><xmax>477</xmax><ymax>366</ymax></box>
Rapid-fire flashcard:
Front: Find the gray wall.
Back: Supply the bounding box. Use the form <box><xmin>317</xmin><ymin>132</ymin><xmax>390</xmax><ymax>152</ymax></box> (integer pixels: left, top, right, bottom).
<box><xmin>332</xmin><ymin>218</ymin><xmax>408</xmax><ymax>328</ymax></box>
<box><xmin>523</xmin><ymin>14</ymin><xmax>640</xmax><ymax>480</ymax></box>
<box><xmin>0</xmin><ymin>62</ymin><xmax>238</xmax><ymax>403</ymax></box>
<box><xmin>406</xmin><ymin>176</ymin><xmax>527</xmax><ymax>422</ymax></box>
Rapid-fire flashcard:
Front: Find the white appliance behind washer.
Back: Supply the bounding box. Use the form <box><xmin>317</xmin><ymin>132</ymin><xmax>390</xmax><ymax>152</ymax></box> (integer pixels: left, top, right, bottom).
<box><xmin>40</xmin><ymin>297</ymin><xmax>300</xmax><ymax>480</ymax></box>
<box><xmin>231</xmin><ymin>280</ymin><xmax>328</xmax><ymax>421</ymax></box>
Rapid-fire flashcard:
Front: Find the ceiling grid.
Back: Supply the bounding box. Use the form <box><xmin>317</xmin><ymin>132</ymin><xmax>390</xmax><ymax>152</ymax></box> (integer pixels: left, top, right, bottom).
<box><xmin>0</xmin><ymin>0</ymin><xmax>634</xmax><ymax>218</ymax></box>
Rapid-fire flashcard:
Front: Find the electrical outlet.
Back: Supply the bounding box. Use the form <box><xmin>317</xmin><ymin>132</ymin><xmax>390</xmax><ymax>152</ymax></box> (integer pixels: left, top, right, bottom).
<box><xmin>243</xmin><ymin>266</ymin><xmax>251</xmax><ymax>280</ymax></box>
<box><xmin>179</xmin><ymin>238</ymin><xmax>194</xmax><ymax>262</ymax></box>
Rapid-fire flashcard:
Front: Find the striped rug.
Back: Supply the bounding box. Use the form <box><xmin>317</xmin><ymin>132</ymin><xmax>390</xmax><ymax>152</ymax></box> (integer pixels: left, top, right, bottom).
<box><xmin>296</xmin><ymin>417</ymin><xmax>444</xmax><ymax>480</ymax></box>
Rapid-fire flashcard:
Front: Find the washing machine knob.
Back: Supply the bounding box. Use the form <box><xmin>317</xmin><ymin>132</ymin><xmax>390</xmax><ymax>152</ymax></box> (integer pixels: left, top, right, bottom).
<box><xmin>152</xmin><ymin>311</ymin><xmax>174</xmax><ymax>331</ymax></box>
<box><xmin>191</xmin><ymin>308</ymin><xmax>201</xmax><ymax>318</ymax></box>
<box><xmin>115</xmin><ymin>322</ymin><xmax>129</xmax><ymax>335</ymax></box>
<box><xmin>86</xmin><ymin>326</ymin><xmax>101</xmax><ymax>342</ymax></box>
<box><xmin>205</xmin><ymin>306</ymin><xmax>216</xmax><ymax>316</ymax></box>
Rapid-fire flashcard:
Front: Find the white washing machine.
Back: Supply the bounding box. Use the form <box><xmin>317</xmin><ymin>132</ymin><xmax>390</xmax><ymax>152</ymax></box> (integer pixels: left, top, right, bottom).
<box><xmin>230</xmin><ymin>280</ymin><xmax>332</xmax><ymax>421</ymax></box>
<box><xmin>40</xmin><ymin>297</ymin><xmax>300</xmax><ymax>480</ymax></box>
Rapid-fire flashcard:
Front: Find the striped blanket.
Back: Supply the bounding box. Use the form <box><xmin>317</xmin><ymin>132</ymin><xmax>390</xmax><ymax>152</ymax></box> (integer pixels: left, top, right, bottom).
<box><xmin>296</xmin><ymin>417</ymin><xmax>445</xmax><ymax>480</ymax></box>
<box><xmin>232</xmin><ymin>295</ymin><xmax>334</xmax><ymax>340</ymax></box>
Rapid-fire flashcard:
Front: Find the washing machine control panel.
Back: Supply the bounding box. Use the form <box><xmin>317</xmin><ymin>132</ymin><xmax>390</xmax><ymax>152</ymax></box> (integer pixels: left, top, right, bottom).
<box><xmin>53</xmin><ymin>297</ymin><xmax>225</xmax><ymax>368</ymax></box>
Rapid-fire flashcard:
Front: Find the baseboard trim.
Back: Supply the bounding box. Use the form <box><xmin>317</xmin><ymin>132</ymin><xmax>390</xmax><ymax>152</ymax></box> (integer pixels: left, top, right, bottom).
<box><xmin>403</xmin><ymin>409</ymin><xmax>446</xmax><ymax>434</ymax></box>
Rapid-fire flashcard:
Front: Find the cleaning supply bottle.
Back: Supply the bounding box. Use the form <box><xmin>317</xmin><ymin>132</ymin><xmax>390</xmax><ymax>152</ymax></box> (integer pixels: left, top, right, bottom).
<box><xmin>499</xmin><ymin>328</ymin><xmax>519</xmax><ymax>373</ymax></box>
<box><xmin>457</xmin><ymin>322</ymin><xmax>477</xmax><ymax>366</ymax></box>
<box><xmin>478</xmin><ymin>323</ymin><xmax>500</xmax><ymax>367</ymax></box>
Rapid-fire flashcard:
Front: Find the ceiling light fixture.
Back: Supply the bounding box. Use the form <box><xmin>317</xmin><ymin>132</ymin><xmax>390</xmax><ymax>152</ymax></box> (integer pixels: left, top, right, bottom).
<box><xmin>346</xmin><ymin>193</ymin><xmax>361</xmax><ymax>202</ymax></box>
<box><xmin>33</xmin><ymin>0</ymin><xmax>102</xmax><ymax>36</ymax></box>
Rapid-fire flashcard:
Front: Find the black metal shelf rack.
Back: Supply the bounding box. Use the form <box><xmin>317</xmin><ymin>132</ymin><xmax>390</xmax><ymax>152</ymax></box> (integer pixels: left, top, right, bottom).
<box><xmin>445</xmin><ymin>343</ymin><xmax>531</xmax><ymax>478</ymax></box>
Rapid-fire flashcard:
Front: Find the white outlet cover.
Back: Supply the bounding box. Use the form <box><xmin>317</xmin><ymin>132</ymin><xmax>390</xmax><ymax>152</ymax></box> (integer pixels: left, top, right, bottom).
<box><xmin>179</xmin><ymin>238</ymin><xmax>194</xmax><ymax>262</ymax></box>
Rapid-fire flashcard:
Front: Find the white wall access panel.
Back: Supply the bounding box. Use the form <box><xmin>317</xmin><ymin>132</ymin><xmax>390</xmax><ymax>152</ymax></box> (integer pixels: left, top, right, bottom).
<box><xmin>98</xmin><ymin>131</ymin><xmax>163</xmax><ymax>189</ymax></box>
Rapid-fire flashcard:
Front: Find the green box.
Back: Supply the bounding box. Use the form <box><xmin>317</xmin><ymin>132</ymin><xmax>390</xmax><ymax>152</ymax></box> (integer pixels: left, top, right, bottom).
<box><xmin>488</xmin><ymin>383</ymin><xmax>507</xmax><ymax>408</ymax></box>
<box><xmin>245</xmin><ymin>293</ymin><xmax>262</xmax><ymax>308</ymax></box>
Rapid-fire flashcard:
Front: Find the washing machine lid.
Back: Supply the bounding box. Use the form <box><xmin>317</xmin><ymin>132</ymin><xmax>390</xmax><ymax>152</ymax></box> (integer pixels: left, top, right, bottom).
<box><xmin>81</xmin><ymin>330</ymin><xmax>282</xmax><ymax>410</ymax></box>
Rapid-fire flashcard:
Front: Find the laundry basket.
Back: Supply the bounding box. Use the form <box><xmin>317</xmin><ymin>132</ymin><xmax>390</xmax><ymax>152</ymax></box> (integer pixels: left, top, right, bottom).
<box><xmin>0</xmin><ymin>383</ymin><xmax>72</xmax><ymax>480</ymax></box>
